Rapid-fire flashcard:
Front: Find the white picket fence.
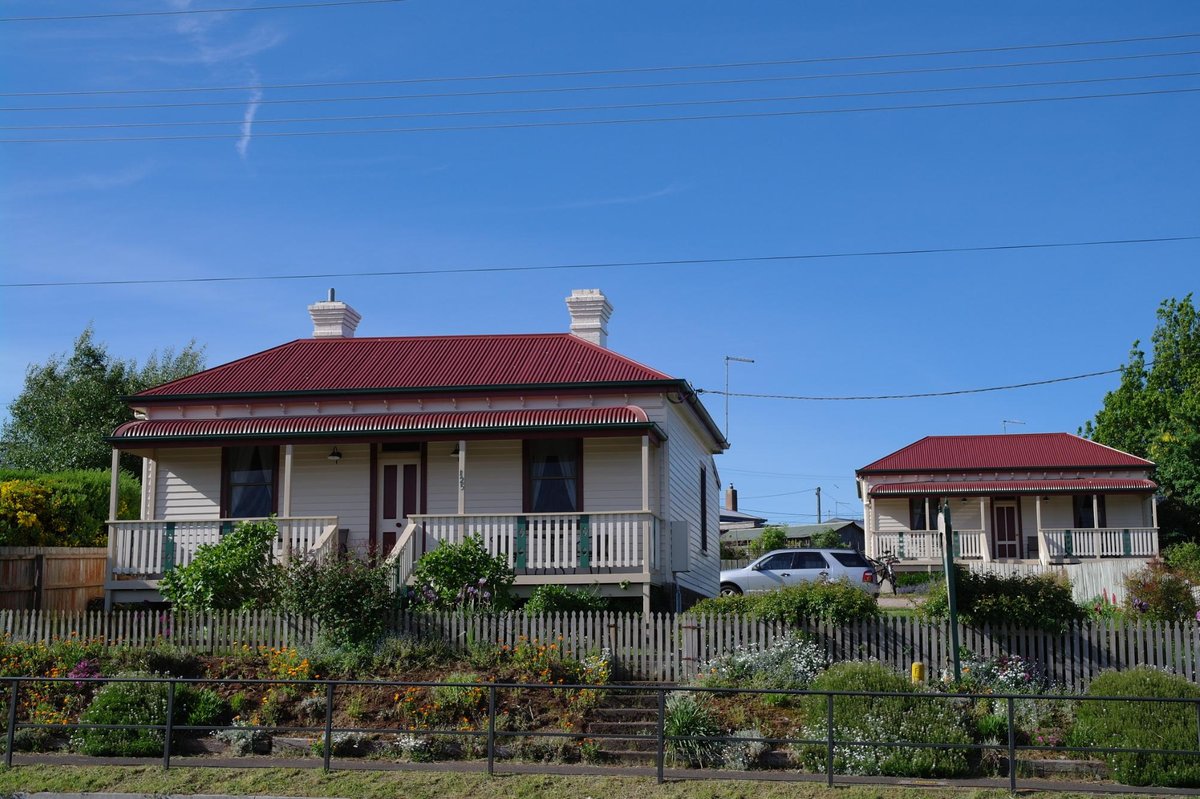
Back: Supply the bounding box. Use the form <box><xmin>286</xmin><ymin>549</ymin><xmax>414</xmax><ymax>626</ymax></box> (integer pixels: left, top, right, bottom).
<box><xmin>2</xmin><ymin>608</ymin><xmax>1197</xmax><ymax>690</ymax></box>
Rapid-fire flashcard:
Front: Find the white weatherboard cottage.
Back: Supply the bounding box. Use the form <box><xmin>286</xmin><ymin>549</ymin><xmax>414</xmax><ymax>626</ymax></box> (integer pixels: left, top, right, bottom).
<box><xmin>105</xmin><ymin>290</ymin><xmax>728</xmax><ymax>614</ymax></box>
<box><xmin>856</xmin><ymin>434</ymin><xmax>1159</xmax><ymax>565</ymax></box>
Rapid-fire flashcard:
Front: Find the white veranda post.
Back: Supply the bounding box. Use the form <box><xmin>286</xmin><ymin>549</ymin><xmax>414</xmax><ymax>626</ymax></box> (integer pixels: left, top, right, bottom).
<box><xmin>108</xmin><ymin>448</ymin><xmax>120</xmax><ymax>521</ymax></box>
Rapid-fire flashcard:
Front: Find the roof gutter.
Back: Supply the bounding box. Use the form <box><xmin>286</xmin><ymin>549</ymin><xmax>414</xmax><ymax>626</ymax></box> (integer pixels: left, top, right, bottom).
<box><xmin>109</xmin><ymin>421</ymin><xmax>667</xmax><ymax>446</ymax></box>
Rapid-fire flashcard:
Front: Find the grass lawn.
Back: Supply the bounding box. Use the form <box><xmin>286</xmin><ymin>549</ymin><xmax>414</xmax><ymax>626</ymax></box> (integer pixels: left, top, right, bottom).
<box><xmin>0</xmin><ymin>765</ymin><xmax>1162</xmax><ymax>799</ymax></box>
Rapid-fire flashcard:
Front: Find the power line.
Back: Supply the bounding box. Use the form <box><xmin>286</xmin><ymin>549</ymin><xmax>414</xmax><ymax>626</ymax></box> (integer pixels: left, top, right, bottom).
<box><xmin>8</xmin><ymin>70</ymin><xmax>1195</xmax><ymax>131</ymax></box>
<box><xmin>738</xmin><ymin>508</ymin><xmax>823</xmax><ymax>518</ymax></box>
<box><xmin>5</xmin><ymin>31</ymin><xmax>1199</xmax><ymax>95</ymax></box>
<box><xmin>0</xmin><ymin>0</ymin><xmax>408</xmax><ymax>23</ymax></box>
<box><xmin>741</xmin><ymin>488</ymin><xmax>821</xmax><ymax>500</ymax></box>
<box><xmin>8</xmin><ymin>49</ymin><xmax>1198</xmax><ymax>112</ymax></box>
<box><xmin>723</xmin><ymin>468</ymin><xmax>852</xmax><ymax>479</ymax></box>
<box><xmin>697</xmin><ymin>367</ymin><xmax>1128</xmax><ymax>401</ymax></box>
<box><xmin>5</xmin><ymin>86</ymin><xmax>1198</xmax><ymax>143</ymax></box>
<box><xmin>2</xmin><ymin>234</ymin><xmax>1195</xmax><ymax>289</ymax></box>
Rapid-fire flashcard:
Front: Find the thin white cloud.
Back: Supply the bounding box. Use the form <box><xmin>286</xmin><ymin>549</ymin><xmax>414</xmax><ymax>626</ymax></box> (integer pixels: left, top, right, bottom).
<box><xmin>10</xmin><ymin>163</ymin><xmax>155</xmax><ymax>199</ymax></box>
<box><xmin>541</xmin><ymin>184</ymin><xmax>686</xmax><ymax>211</ymax></box>
<box><xmin>134</xmin><ymin>25</ymin><xmax>287</xmax><ymax>66</ymax></box>
<box><xmin>237</xmin><ymin>85</ymin><xmax>263</xmax><ymax>159</ymax></box>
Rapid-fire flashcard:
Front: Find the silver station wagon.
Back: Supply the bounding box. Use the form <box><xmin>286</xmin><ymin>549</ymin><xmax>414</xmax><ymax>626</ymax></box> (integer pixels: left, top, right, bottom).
<box><xmin>719</xmin><ymin>548</ymin><xmax>879</xmax><ymax>596</ymax></box>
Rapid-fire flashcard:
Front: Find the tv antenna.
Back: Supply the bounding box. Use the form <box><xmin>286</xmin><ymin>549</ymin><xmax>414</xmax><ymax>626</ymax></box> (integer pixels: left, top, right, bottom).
<box><xmin>1002</xmin><ymin>419</ymin><xmax>1026</xmax><ymax>433</ymax></box>
<box><xmin>723</xmin><ymin>355</ymin><xmax>755</xmax><ymax>439</ymax></box>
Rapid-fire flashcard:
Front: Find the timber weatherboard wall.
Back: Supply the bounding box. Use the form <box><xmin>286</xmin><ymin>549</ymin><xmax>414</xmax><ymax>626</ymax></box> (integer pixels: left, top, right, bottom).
<box><xmin>288</xmin><ymin>444</ymin><xmax>370</xmax><ymax>552</ymax></box>
<box><xmin>662</xmin><ymin>401</ymin><xmax>720</xmax><ymax>599</ymax></box>
<box><xmin>151</xmin><ymin>448</ymin><xmax>221</xmax><ymax>520</ymax></box>
<box><xmin>462</xmin><ymin>440</ymin><xmax>523</xmax><ymax>515</ymax></box>
<box><xmin>582</xmin><ymin>437</ymin><xmax>644</xmax><ymax>512</ymax></box>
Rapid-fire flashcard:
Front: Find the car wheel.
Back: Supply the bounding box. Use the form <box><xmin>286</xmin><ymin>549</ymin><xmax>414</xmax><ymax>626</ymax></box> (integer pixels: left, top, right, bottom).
<box><xmin>719</xmin><ymin>583</ymin><xmax>743</xmax><ymax>597</ymax></box>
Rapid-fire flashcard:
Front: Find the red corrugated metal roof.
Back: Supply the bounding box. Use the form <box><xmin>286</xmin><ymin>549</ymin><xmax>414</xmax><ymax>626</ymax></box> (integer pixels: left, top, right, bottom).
<box><xmin>134</xmin><ymin>334</ymin><xmax>674</xmax><ymax>398</ymax></box>
<box><xmin>868</xmin><ymin>478</ymin><xmax>1157</xmax><ymax>496</ymax></box>
<box><xmin>857</xmin><ymin>433</ymin><xmax>1153</xmax><ymax>473</ymax></box>
<box><xmin>111</xmin><ymin>406</ymin><xmax>654</xmax><ymax>442</ymax></box>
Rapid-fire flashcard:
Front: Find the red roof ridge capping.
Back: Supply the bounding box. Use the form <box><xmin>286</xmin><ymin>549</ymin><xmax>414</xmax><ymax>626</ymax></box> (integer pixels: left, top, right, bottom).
<box><xmin>857</xmin><ymin>432</ymin><xmax>1153</xmax><ymax>473</ymax></box>
<box><xmin>133</xmin><ymin>332</ymin><xmax>677</xmax><ymax>399</ymax></box>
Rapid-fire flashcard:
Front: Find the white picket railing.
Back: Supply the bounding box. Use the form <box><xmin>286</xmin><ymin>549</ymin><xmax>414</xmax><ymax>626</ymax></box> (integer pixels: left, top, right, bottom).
<box><xmin>871</xmin><ymin>529</ymin><xmax>986</xmax><ymax>561</ymax></box>
<box><xmin>107</xmin><ymin>516</ymin><xmax>338</xmax><ymax>577</ymax></box>
<box><xmin>384</xmin><ymin>520</ymin><xmax>420</xmax><ymax>591</ymax></box>
<box><xmin>1041</xmin><ymin>527</ymin><xmax>1159</xmax><ymax>560</ymax></box>
<box><xmin>411</xmin><ymin>511</ymin><xmax>658</xmax><ymax>572</ymax></box>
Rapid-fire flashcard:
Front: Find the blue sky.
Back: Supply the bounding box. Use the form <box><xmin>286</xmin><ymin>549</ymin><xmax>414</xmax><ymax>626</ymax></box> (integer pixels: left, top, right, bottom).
<box><xmin>2</xmin><ymin>1</ymin><xmax>1197</xmax><ymax>523</ymax></box>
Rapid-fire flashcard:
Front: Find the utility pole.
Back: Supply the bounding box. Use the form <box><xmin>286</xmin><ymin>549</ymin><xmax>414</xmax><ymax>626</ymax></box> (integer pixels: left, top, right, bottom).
<box><xmin>815</xmin><ymin>486</ymin><xmax>821</xmax><ymax>523</ymax></box>
<box><xmin>723</xmin><ymin>355</ymin><xmax>754</xmax><ymax>440</ymax></box>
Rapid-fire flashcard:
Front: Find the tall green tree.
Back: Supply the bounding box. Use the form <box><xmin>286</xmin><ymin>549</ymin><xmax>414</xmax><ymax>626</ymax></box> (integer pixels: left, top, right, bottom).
<box><xmin>2</xmin><ymin>327</ymin><xmax>205</xmax><ymax>475</ymax></box>
<box><xmin>1083</xmin><ymin>294</ymin><xmax>1200</xmax><ymax>542</ymax></box>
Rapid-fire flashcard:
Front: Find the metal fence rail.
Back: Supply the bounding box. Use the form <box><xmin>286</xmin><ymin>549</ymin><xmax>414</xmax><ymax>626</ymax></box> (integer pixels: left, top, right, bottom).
<box><xmin>3</xmin><ymin>674</ymin><xmax>1199</xmax><ymax>793</ymax></box>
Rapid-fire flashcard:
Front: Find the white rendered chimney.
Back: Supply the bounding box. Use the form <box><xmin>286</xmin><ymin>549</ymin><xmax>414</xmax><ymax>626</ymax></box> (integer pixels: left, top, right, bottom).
<box><xmin>565</xmin><ymin>289</ymin><xmax>613</xmax><ymax>347</ymax></box>
<box><xmin>308</xmin><ymin>288</ymin><xmax>362</xmax><ymax>338</ymax></box>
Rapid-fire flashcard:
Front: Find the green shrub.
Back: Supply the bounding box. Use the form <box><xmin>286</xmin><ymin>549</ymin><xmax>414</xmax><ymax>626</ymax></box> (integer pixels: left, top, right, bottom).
<box><xmin>894</xmin><ymin>570</ymin><xmax>943</xmax><ymax>588</ymax></box>
<box><xmin>691</xmin><ymin>593</ymin><xmax>755</xmax><ymax>617</ymax></box>
<box><xmin>664</xmin><ymin>691</ymin><xmax>723</xmax><ymax>767</ymax></box>
<box><xmin>179</xmin><ymin>686</ymin><xmax>228</xmax><ymax>729</ymax></box>
<box><xmin>432</xmin><ymin>671</ymin><xmax>487</xmax><ymax>719</ymax></box>
<box><xmin>1163</xmin><ymin>541</ymin><xmax>1200</xmax><ymax>584</ymax></box>
<box><xmin>73</xmin><ymin>678</ymin><xmax>166</xmax><ymax>757</ymax></box>
<box><xmin>159</xmin><ymin>518</ymin><xmax>282</xmax><ymax>611</ymax></box>
<box><xmin>921</xmin><ymin>567</ymin><xmax>1085</xmax><ymax>632</ymax></box>
<box><xmin>283</xmin><ymin>555</ymin><xmax>397</xmax><ymax>649</ymax></box>
<box><xmin>1070</xmin><ymin>667</ymin><xmax>1200</xmax><ymax>787</ymax></box>
<box><xmin>1083</xmin><ymin>592</ymin><xmax>1126</xmax><ymax>622</ymax></box>
<box><xmin>755</xmin><ymin>580</ymin><xmax>879</xmax><ymax>624</ymax></box>
<box><xmin>696</xmin><ymin>631</ymin><xmax>826</xmax><ymax>691</ymax></box>
<box><xmin>747</xmin><ymin>526</ymin><xmax>789</xmax><ymax>558</ymax></box>
<box><xmin>71</xmin><ymin>676</ymin><xmax>225</xmax><ymax>756</ymax></box>
<box><xmin>312</xmin><ymin>731</ymin><xmax>371</xmax><ymax>758</ymax></box>
<box><xmin>107</xmin><ymin>644</ymin><xmax>203</xmax><ymax>679</ymax></box>
<box><xmin>408</xmin><ymin>535</ymin><xmax>515</xmax><ymax>611</ymax></box>
<box><xmin>809</xmin><ymin>529</ymin><xmax>844</xmax><ymax>549</ymax></box>
<box><xmin>797</xmin><ymin>662</ymin><xmax>972</xmax><ymax>777</ymax></box>
<box><xmin>0</xmin><ymin>469</ymin><xmax>139</xmax><ymax>547</ymax></box>
<box><xmin>524</xmin><ymin>584</ymin><xmax>609</xmax><ymax>614</ymax></box>
<box><xmin>1124</xmin><ymin>561</ymin><xmax>1199</xmax><ymax>622</ymax></box>
<box><xmin>373</xmin><ymin>635</ymin><xmax>453</xmax><ymax>672</ymax></box>
<box><xmin>694</xmin><ymin>581</ymin><xmax>878</xmax><ymax>625</ymax></box>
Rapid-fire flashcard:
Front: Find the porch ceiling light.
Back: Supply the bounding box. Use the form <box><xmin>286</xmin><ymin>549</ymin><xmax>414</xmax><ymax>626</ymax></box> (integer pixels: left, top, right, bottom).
<box><xmin>327</xmin><ymin>447</ymin><xmax>342</xmax><ymax>463</ymax></box>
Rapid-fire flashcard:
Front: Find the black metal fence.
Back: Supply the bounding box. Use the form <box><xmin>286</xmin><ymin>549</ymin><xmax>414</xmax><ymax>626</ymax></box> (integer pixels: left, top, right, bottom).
<box><xmin>4</xmin><ymin>674</ymin><xmax>1200</xmax><ymax>792</ymax></box>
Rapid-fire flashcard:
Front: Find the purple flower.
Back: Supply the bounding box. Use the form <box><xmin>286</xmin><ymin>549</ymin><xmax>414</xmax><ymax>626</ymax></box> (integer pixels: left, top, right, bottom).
<box><xmin>68</xmin><ymin>659</ymin><xmax>101</xmax><ymax>688</ymax></box>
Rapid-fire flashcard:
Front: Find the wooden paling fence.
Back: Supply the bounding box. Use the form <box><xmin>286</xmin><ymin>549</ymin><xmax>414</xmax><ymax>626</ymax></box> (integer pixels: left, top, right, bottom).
<box><xmin>1</xmin><ymin>608</ymin><xmax>1196</xmax><ymax>689</ymax></box>
<box><xmin>0</xmin><ymin>547</ymin><xmax>107</xmax><ymax>611</ymax></box>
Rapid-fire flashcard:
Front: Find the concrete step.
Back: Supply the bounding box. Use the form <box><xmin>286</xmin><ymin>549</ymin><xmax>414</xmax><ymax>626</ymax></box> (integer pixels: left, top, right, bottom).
<box><xmin>594</xmin><ymin>748</ymin><xmax>660</xmax><ymax>765</ymax></box>
<box><xmin>593</xmin><ymin>691</ymin><xmax>660</xmax><ymax>709</ymax></box>
<box><xmin>585</xmin><ymin>721</ymin><xmax>658</xmax><ymax>735</ymax></box>
<box><xmin>590</xmin><ymin>706</ymin><xmax>658</xmax><ymax>721</ymax></box>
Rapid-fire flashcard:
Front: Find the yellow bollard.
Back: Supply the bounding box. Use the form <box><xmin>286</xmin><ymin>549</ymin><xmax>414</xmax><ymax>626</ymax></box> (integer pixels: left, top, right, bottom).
<box><xmin>911</xmin><ymin>661</ymin><xmax>926</xmax><ymax>684</ymax></box>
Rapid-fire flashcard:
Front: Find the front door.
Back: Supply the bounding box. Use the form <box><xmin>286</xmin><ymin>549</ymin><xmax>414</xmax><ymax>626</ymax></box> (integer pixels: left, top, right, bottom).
<box><xmin>993</xmin><ymin>502</ymin><xmax>1020</xmax><ymax>559</ymax></box>
<box><xmin>376</xmin><ymin>455</ymin><xmax>420</xmax><ymax>556</ymax></box>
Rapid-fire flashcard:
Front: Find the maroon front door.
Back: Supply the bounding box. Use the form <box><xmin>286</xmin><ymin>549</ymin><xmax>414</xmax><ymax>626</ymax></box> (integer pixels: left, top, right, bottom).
<box><xmin>377</xmin><ymin>455</ymin><xmax>420</xmax><ymax>555</ymax></box>
<box><xmin>993</xmin><ymin>503</ymin><xmax>1020</xmax><ymax>559</ymax></box>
